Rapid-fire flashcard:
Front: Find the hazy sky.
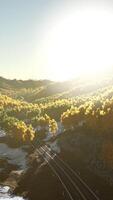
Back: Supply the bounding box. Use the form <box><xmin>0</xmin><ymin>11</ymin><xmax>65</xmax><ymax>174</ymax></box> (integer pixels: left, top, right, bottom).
<box><xmin>0</xmin><ymin>0</ymin><xmax>113</xmax><ymax>81</ymax></box>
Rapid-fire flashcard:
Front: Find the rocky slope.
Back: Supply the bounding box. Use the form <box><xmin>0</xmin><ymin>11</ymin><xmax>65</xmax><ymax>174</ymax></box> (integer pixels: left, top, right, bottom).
<box><xmin>1</xmin><ymin>130</ymin><xmax>113</xmax><ymax>200</ymax></box>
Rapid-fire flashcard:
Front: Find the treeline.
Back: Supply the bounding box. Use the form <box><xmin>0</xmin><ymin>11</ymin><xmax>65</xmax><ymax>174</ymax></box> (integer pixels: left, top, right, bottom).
<box><xmin>61</xmin><ymin>88</ymin><xmax>113</xmax><ymax>134</ymax></box>
<box><xmin>0</xmin><ymin>94</ymin><xmax>60</xmax><ymax>142</ymax></box>
<box><xmin>1</xmin><ymin>85</ymin><xmax>113</xmax><ymax>143</ymax></box>
<box><xmin>0</xmin><ymin>112</ymin><xmax>35</xmax><ymax>142</ymax></box>
<box><xmin>0</xmin><ymin>94</ymin><xmax>79</xmax><ymax>120</ymax></box>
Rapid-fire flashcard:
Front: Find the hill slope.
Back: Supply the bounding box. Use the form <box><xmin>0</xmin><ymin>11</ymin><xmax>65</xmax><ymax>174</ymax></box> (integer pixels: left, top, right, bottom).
<box><xmin>0</xmin><ymin>74</ymin><xmax>113</xmax><ymax>102</ymax></box>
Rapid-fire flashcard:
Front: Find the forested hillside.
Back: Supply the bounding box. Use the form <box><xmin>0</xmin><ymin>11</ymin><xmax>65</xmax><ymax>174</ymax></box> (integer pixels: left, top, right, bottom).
<box><xmin>1</xmin><ymin>75</ymin><xmax>113</xmax><ymax>145</ymax></box>
<box><xmin>1</xmin><ymin>76</ymin><xmax>113</xmax><ymax>200</ymax></box>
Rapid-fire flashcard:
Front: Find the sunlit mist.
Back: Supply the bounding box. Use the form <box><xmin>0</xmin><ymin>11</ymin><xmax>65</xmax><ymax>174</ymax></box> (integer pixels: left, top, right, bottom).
<box><xmin>39</xmin><ymin>8</ymin><xmax>113</xmax><ymax>81</ymax></box>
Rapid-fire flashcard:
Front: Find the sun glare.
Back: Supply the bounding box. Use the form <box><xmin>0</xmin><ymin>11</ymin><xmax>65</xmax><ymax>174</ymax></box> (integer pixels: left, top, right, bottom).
<box><xmin>39</xmin><ymin>8</ymin><xmax>113</xmax><ymax>81</ymax></box>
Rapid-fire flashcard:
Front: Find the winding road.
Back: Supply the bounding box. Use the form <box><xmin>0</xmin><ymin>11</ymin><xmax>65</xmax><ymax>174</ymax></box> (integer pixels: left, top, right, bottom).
<box><xmin>34</xmin><ymin>144</ymin><xmax>100</xmax><ymax>200</ymax></box>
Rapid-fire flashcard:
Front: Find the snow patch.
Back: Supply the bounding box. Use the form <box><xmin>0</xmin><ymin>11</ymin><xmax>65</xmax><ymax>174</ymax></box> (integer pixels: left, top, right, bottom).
<box><xmin>0</xmin><ymin>144</ymin><xmax>27</xmax><ymax>169</ymax></box>
<box><xmin>0</xmin><ymin>130</ymin><xmax>6</xmax><ymax>138</ymax></box>
<box><xmin>0</xmin><ymin>186</ymin><xmax>25</xmax><ymax>200</ymax></box>
<box><xmin>49</xmin><ymin>140</ymin><xmax>60</xmax><ymax>153</ymax></box>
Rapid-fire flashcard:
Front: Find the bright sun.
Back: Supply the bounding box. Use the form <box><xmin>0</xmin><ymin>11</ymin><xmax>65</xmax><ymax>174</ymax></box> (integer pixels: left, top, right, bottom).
<box><xmin>39</xmin><ymin>8</ymin><xmax>113</xmax><ymax>81</ymax></box>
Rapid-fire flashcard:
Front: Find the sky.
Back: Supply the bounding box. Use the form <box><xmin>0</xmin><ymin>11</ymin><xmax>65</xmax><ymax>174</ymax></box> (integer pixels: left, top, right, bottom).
<box><xmin>0</xmin><ymin>0</ymin><xmax>113</xmax><ymax>81</ymax></box>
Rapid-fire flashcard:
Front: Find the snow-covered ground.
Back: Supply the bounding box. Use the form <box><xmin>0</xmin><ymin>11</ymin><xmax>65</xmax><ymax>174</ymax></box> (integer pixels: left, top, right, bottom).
<box><xmin>0</xmin><ymin>130</ymin><xmax>6</xmax><ymax>138</ymax></box>
<box><xmin>0</xmin><ymin>186</ymin><xmax>25</xmax><ymax>200</ymax></box>
<box><xmin>49</xmin><ymin>140</ymin><xmax>61</xmax><ymax>153</ymax></box>
<box><xmin>0</xmin><ymin>144</ymin><xmax>27</xmax><ymax>169</ymax></box>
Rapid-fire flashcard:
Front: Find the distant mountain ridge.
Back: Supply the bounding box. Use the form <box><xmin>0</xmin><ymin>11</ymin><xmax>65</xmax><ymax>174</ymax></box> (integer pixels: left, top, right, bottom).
<box><xmin>0</xmin><ymin>75</ymin><xmax>113</xmax><ymax>102</ymax></box>
<box><xmin>0</xmin><ymin>76</ymin><xmax>52</xmax><ymax>89</ymax></box>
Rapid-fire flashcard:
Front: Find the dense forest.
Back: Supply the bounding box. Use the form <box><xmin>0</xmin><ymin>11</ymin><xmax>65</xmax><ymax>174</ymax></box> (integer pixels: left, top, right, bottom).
<box><xmin>1</xmin><ymin>76</ymin><xmax>113</xmax><ymax>145</ymax></box>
